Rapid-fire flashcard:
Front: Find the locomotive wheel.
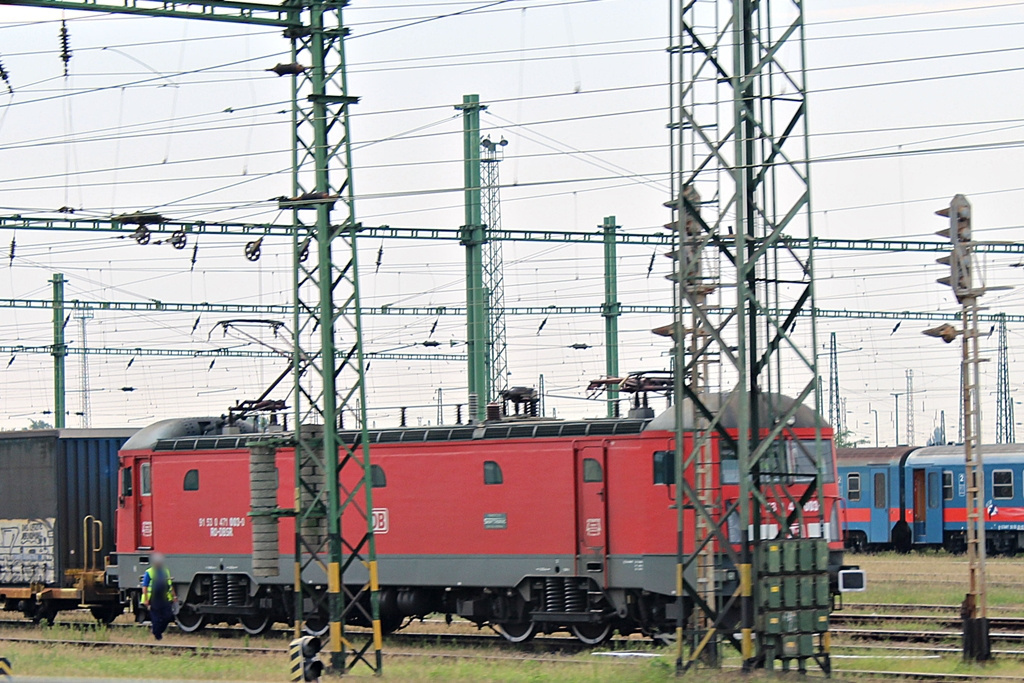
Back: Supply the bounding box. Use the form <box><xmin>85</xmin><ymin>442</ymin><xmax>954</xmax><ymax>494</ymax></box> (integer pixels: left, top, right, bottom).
<box><xmin>303</xmin><ymin>615</ymin><xmax>330</xmax><ymax>637</ymax></box>
<box><xmin>240</xmin><ymin>612</ymin><xmax>271</xmax><ymax>635</ymax></box>
<box><xmin>496</xmin><ymin>621</ymin><xmax>536</xmax><ymax>643</ymax></box>
<box><xmin>31</xmin><ymin>607</ymin><xmax>56</xmax><ymax>626</ymax></box>
<box><xmin>570</xmin><ymin>621</ymin><xmax>612</xmax><ymax>645</ymax></box>
<box><xmin>174</xmin><ymin>607</ymin><xmax>206</xmax><ymax>633</ymax></box>
<box><xmin>90</xmin><ymin>606</ymin><xmax>121</xmax><ymax>625</ymax></box>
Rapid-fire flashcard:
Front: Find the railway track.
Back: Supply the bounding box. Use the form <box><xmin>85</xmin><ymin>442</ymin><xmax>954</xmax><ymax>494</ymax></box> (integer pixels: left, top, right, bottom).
<box><xmin>833</xmin><ymin>613</ymin><xmax>1024</xmax><ymax>630</ymax></box>
<box><xmin>0</xmin><ymin>632</ymin><xmax>643</xmax><ymax>665</ymax></box>
<box><xmin>834</xmin><ymin>627</ymin><xmax>1024</xmax><ymax>644</ymax></box>
<box><xmin>845</xmin><ymin>602</ymin><xmax>1024</xmax><ymax>615</ymax></box>
<box><xmin>6</xmin><ymin>627</ymin><xmax>1023</xmax><ymax>681</ymax></box>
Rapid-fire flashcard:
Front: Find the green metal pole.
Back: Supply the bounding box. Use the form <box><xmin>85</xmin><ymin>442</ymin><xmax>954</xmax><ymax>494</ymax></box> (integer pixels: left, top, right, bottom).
<box><xmin>51</xmin><ymin>273</ymin><xmax>66</xmax><ymax>429</ymax></box>
<box><xmin>602</xmin><ymin>216</ymin><xmax>620</xmax><ymax>417</ymax></box>
<box><xmin>457</xmin><ymin>94</ymin><xmax>489</xmax><ymax>422</ymax></box>
<box><xmin>306</xmin><ymin>5</ymin><xmax>346</xmax><ymax>669</ymax></box>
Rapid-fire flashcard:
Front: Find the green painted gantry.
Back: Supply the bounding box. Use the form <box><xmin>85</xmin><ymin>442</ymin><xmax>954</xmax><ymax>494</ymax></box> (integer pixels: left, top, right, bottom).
<box><xmin>0</xmin><ymin>0</ymin><xmax>383</xmax><ymax>673</ymax></box>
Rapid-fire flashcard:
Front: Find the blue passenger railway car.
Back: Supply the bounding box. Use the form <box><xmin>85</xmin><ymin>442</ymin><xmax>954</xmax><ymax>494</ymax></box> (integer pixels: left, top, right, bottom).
<box><xmin>837</xmin><ymin>445</ymin><xmax>1024</xmax><ymax>554</ymax></box>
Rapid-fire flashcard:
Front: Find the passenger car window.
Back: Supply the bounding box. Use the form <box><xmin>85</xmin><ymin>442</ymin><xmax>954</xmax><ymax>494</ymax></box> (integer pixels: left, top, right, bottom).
<box><xmin>873</xmin><ymin>472</ymin><xmax>886</xmax><ymax>509</ymax></box>
<box><xmin>653</xmin><ymin>450</ymin><xmax>675</xmax><ymax>485</ymax></box>
<box><xmin>484</xmin><ymin>460</ymin><xmax>503</xmax><ymax>485</ymax></box>
<box><xmin>846</xmin><ymin>473</ymin><xmax>861</xmax><ymax>502</ymax></box>
<box><xmin>183</xmin><ymin>469</ymin><xmax>199</xmax><ymax>491</ymax></box>
<box><xmin>370</xmin><ymin>464</ymin><xmax>386</xmax><ymax>488</ymax></box>
<box><xmin>993</xmin><ymin>470</ymin><xmax>1013</xmax><ymax>500</ymax></box>
<box><xmin>942</xmin><ymin>471</ymin><xmax>953</xmax><ymax>501</ymax></box>
<box><xmin>583</xmin><ymin>458</ymin><xmax>603</xmax><ymax>483</ymax></box>
<box><xmin>140</xmin><ymin>462</ymin><xmax>152</xmax><ymax>496</ymax></box>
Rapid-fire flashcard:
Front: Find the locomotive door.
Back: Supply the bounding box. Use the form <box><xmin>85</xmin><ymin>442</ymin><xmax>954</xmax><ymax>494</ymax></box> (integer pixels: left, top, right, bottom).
<box><xmin>135</xmin><ymin>457</ymin><xmax>154</xmax><ymax>549</ymax></box>
<box><xmin>575</xmin><ymin>445</ymin><xmax>608</xmax><ymax>577</ymax></box>
<box><xmin>869</xmin><ymin>468</ymin><xmax>889</xmax><ymax>543</ymax></box>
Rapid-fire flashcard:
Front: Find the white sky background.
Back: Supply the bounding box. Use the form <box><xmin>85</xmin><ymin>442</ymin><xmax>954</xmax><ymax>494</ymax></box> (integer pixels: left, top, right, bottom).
<box><xmin>0</xmin><ymin>0</ymin><xmax>1022</xmax><ymax>445</ymax></box>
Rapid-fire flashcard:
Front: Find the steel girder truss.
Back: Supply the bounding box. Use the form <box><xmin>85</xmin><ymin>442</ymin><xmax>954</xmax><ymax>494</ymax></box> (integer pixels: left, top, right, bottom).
<box><xmin>7</xmin><ymin>214</ymin><xmax>1024</xmax><ymax>254</ymax></box>
<box><xmin>670</xmin><ymin>0</ymin><xmax>825</xmax><ymax>673</ymax></box>
<box><xmin>0</xmin><ymin>0</ymin><xmax>381</xmax><ymax>674</ymax></box>
<box><xmin>284</xmin><ymin>4</ymin><xmax>381</xmax><ymax>673</ymax></box>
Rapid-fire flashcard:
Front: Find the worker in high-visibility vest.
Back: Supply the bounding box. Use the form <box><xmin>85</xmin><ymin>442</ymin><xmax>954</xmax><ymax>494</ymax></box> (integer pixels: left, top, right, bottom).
<box><xmin>141</xmin><ymin>553</ymin><xmax>177</xmax><ymax>640</ymax></box>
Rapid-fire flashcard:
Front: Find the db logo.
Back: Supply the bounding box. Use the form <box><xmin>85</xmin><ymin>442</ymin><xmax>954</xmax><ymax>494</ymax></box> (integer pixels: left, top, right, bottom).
<box><xmin>371</xmin><ymin>508</ymin><xmax>389</xmax><ymax>534</ymax></box>
<box><xmin>585</xmin><ymin>518</ymin><xmax>602</xmax><ymax>537</ymax></box>
<box><xmin>141</xmin><ymin>521</ymin><xmax>153</xmax><ymax>537</ymax></box>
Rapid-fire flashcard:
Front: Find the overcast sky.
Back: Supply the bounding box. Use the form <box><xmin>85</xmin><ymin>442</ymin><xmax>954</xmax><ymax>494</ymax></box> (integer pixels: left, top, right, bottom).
<box><xmin>0</xmin><ymin>0</ymin><xmax>1022</xmax><ymax>445</ymax></box>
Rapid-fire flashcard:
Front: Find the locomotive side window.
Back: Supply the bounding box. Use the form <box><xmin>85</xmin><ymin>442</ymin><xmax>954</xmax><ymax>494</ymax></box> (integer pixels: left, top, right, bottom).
<box><xmin>942</xmin><ymin>471</ymin><xmax>954</xmax><ymax>500</ymax></box>
<box><xmin>653</xmin><ymin>450</ymin><xmax>675</xmax><ymax>485</ymax></box>
<box><xmin>484</xmin><ymin>461</ymin><xmax>503</xmax><ymax>485</ymax></box>
<box><xmin>122</xmin><ymin>466</ymin><xmax>133</xmax><ymax>497</ymax></box>
<box><xmin>993</xmin><ymin>470</ymin><xmax>1013</xmax><ymax>500</ymax></box>
<box><xmin>872</xmin><ymin>472</ymin><xmax>886</xmax><ymax>509</ymax></box>
<box><xmin>183</xmin><ymin>469</ymin><xmax>199</xmax><ymax>491</ymax></box>
<box><xmin>789</xmin><ymin>440</ymin><xmax>836</xmax><ymax>483</ymax></box>
<box><xmin>583</xmin><ymin>458</ymin><xmax>603</xmax><ymax>483</ymax></box>
<box><xmin>719</xmin><ymin>443</ymin><xmax>738</xmax><ymax>485</ymax></box>
<box><xmin>846</xmin><ymin>473</ymin><xmax>861</xmax><ymax>502</ymax></box>
<box><xmin>370</xmin><ymin>464</ymin><xmax>387</xmax><ymax>488</ymax></box>
<box><xmin>140</xmin><ymin>462</ymin><xmax>152</xmax><ymax>496</ymax></box>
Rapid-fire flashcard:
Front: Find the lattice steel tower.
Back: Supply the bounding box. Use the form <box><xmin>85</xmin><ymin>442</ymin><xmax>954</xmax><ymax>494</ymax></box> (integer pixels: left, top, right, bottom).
<box><xmin>828</xmin><ymin>333</ymin><xmax>842</xmax><ymax>435</ymax></box>
<box><xmin>481</xmin><ymin>136</ymin><xmax>508</xmax><ymax>402</ymax></box>
<box><xmin>996</xmin><ymin>313</ymin><xmax>1014</xmax><ymax>443</ymax></box>
<box><xmin>906</xmin><ymin>369</ymin><xmax>915</xmax><ymax>446</ymax></box>
<box><xmin>670</xmin><ymin>0</ymin><xmax>825</xmax><ymax>673</ymax></box>
<box><xmin>2</xmin><ymin>1</ymin><xmax>384</xmax><ymax>674</ymax></box>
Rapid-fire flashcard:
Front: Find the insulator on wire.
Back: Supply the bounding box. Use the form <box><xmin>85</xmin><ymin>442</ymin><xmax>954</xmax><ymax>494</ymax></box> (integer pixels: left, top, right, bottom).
<box><xmin>0</xmin><ymin>57</ymin><xmax>11</xmax><ymax>94</ymax></box>
<box><xmin>60</xmin><ymin>21</ymin><xmax>72</xmax><ymax>77</ymax></box>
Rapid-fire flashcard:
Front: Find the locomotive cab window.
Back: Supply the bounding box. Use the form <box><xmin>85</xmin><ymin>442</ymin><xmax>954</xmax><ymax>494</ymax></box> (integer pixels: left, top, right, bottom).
<box><xmin>653</xmin><ymin>450</ymin><xmax>675</xmax><ymax>485</ymax></box>
<box><xmin>121</xmin><ymin>466</ymin><xmax>133</xmax><ymax>498</ymax></box>
<box><xmin>942</xmin><ymin>471</ymin><xmax>954</xmax><ymax>501</ymax></box>
<box><xmin>846</xmin><ymin>473</ymin><xmax>861</xmax><ymax>502</ymax></box>
<box><xmin>183</xmin><ymin>469</ymin><xmax>199</xmax><ymax>491</ymax></box>
<box><xmin>993</xmin><ymin>470</ymin><xmax>1014</xmax><ymax>500</ymax></box>
<box><xmin>370</xmin><ymin>464</ymin><xmax>387</xmax><ymax>488</ymax></box>
<box><xmin>140</xmin><ymin>462</ymin><xmax>152</xmax><ymax>496</ymax></box>
<box><xmin>788</xmin><ymin>440</ymin><xmax>835</xmax><ymax>483</ymax></box>
<box><xmin>484</xmin><ymin>460</ymin><xmax>503</xmax><ymax>485</ymax></box>
<box><xmin>873</xmin><ymin>472</ymin><xmax>886</xmax><ymax>509</ymax></box>
<box><xmin>583</xmin><ymin>458</ymin><xmax>603</xmax><ymax>483</ymax></box>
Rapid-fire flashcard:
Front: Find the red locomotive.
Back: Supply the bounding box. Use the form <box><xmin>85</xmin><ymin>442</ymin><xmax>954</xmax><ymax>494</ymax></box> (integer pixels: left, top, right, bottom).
<box><xmin>107</xmin><ymin>391</ymin><xmax>846</xmax><ymax>642</ymax></box>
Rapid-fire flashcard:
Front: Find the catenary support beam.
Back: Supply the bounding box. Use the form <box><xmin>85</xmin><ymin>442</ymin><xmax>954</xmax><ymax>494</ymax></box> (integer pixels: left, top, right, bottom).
<box><xmin>4</xmin><ymin>215</ymin><xmax>1024</xmax><ymax>254</ymax></box>
<box><xmin>5</xmin><ymin>297</ymin><xmax>1024</xmax><ymax>323</ymax></box>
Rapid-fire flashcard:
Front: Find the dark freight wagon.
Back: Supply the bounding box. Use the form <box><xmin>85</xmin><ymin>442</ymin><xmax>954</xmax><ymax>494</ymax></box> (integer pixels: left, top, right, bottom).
<box><xmin>0</xmin><ymin>428</ymin><xmax>136</xmax><ymax>623</ymax></box>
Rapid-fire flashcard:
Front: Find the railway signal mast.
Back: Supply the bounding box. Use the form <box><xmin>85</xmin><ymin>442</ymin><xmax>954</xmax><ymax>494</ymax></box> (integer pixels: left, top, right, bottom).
<box><xmin>926</xmin><ymin>194</ymin><xmax>1000</xmax><ymax>660</ymax></box>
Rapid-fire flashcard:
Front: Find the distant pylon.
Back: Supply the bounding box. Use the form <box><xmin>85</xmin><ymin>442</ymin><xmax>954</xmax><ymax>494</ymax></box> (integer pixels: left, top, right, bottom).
<box><xmin>996</xmin><ymin>312</ymin><xmax>1014</xmax><ymax>443</ymax></box>
<box><xmin>481</xmin><ymin>135</ymin><xmax>508</xmax><ymax>403</ymax></box>
<box><xmin>828</xmin><ymin>332</ymin><xmax>842</xmax><ymax>435</ymax></box>
<box><xmin>78</xmin><ymin>311</ymin><xmax>93</xmax><ymax>428</ymax></box>
<box><xmin>906</xmin><ymin>368</ymin><xmax>915</xmax><ymax>446</ymax></box>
